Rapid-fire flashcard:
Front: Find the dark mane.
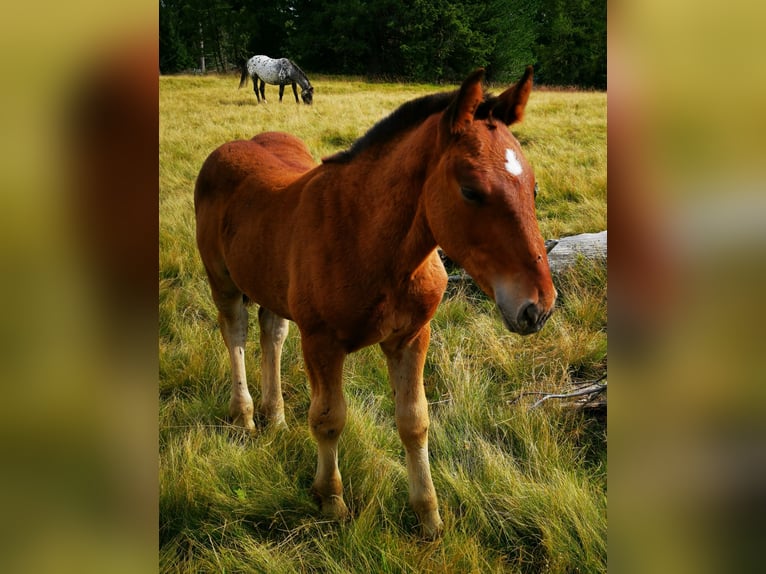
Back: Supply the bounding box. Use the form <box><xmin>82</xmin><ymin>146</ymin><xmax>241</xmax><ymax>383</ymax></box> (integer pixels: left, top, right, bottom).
<box><xmin>322</xmin><ymin>91</ymin><xmax>455</xmax><ymax>163</ymax></box>
<box><xmin>323</xmin><ymin>89</ymin><xmax>502</xmax><ymax>164</ymax></box>
<box><xmin>290</xmin><ymin>60</ymin><xmax>311</xmax><ymax>87</ymax></box>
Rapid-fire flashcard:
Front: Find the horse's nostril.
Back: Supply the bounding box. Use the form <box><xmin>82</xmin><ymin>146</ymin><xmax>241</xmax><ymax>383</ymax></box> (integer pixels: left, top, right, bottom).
<box><xmin>519</xmin><ymin>302</ymin><xmax>540</xmax><ymax>326</ymax></box>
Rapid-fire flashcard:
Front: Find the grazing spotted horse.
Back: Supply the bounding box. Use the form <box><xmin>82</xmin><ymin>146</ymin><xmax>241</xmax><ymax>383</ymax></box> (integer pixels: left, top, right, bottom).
<box><xmin>239</xmin><ymin>55</ymin><xmax>314</xmax><ymax>104</ymax></box>
<box><xmin>195</xmin><ymin>67</ymin><xmax>555</xmax><ymax>536</ymax></box>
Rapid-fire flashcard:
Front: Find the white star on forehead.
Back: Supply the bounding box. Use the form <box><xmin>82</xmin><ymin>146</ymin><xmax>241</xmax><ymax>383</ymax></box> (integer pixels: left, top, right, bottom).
<box><xmin>505</xmin><ymin>148</ymin><xmax>523</xmax><ymax>176</ymax></box>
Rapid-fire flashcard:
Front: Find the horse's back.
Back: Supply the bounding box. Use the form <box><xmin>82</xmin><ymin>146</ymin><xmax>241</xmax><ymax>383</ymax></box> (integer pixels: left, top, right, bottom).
<box><xmin>195</xmin><ymin>132</ymin><xmax>314</xmax><ymax>206</ymax></box>
<box><xmin>254</xmin><ymin>131</ymin><xmax>316</xmax><ymax>173</ymax></box>
<box><xmin>248</xmin><ymin>55</ymin><xmax>290</xmax><ymax>84</ymax></box>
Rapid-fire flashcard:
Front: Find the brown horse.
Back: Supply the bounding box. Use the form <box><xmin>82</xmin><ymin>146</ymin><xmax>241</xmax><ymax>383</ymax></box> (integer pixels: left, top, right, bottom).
<box><xmin>194</xmin><ymin>67</ymin><xmax>556</xmax><ymax>537</ymax></box>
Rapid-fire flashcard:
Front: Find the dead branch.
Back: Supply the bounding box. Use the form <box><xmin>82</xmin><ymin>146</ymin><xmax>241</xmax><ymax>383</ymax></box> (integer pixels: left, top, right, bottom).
<box><xmin>529</xmin><ymin>381</ymin><xmax>606</xmax><ymax>409</ymax></box>
<box><xmin>507</xmin><ymin>374</ymin><xmax>607</xmax><ymax>413</ymax></box>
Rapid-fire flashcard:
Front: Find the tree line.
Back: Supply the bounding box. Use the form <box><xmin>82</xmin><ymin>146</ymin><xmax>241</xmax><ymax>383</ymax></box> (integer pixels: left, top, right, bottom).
<box><xmin>160</xmin><ymin>0</ymin><xmax>605</xmax><ymax>88</ymax></box>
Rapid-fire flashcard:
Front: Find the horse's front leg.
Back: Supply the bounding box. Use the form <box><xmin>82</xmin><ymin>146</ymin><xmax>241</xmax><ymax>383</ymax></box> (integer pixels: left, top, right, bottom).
<box><xmin>291</xmin><ymin>82</ymin><xmax>299</xmax><ymax>103</ymax></box>
<box><xmin>301</xmin><ymin>332</ymin><xmax>349</xmax><ymax>520</ymax></box>
<box><xmin>278</xmin><ymin>84</ymin><xmax>285</xmax><ymax>102</ymax></box>
<box><xmin>381</xmin><ymin>324</ymin><xmax>443</xmax><ymax>538</ymax></box>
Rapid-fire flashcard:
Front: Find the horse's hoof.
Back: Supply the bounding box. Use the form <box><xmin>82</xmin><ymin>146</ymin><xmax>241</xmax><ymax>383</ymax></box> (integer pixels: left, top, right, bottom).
<box><xmin>268</xmin><ymin>416</ymin><xmax>288</xmax><ymax>431</ymax></box>
<box><xmin>260</xmin><ymin>406</ymin><xmax>287</xmax><ymax>430</ymax></box>
<box><xmin>420</xmin><ymin>517</ymin><xmax>444</xmax><ymax>539</ymax></box>
<box><xmin>231</xmin><ymin>415</ymin><xmax>256</xmax><ymax>433</ymax></box>
<box><xmin>316</xmin><ymin>494</ymin><xmax>349</xmax><ymax>521</ymax></box>
<box><xmin>230</xmin><ymin>398</ymin><xmax>255</xmax><ymax>427</ymax></box>
<box><xmin>230</xmin><ymin>405</ymin><xmax>256</xmax><ymax>432</ymax></box>
<box><xmin>419</xmin><ymin>512</ymin><xmax>444</xmax><ymax>539</ymax></box>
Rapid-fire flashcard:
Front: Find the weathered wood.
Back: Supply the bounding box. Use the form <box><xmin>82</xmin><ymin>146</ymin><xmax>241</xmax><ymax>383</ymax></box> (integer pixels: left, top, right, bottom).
<box><xmin>547</xmin><ymin>230</ymin><xmax>607</xmax><ymax>273</ymax></box>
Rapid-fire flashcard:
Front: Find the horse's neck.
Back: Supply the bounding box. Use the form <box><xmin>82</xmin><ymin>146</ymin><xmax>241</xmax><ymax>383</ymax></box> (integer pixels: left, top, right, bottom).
<box><xmin>330</xmin><ymin>121</ymin><xmax>441</xmax><ymax>274</ymax></box>
<box><xmin>291</xmin><ymin>65</ymin><xmax>310</xmax><ymax>90</ymax></box>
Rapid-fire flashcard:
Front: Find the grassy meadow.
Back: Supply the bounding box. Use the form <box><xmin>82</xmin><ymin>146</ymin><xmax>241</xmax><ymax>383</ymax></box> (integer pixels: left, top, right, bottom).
<box><xmin>160</xmin><ymin>73</ymin><xmax>607</xmax><ymax>573</ymax></box>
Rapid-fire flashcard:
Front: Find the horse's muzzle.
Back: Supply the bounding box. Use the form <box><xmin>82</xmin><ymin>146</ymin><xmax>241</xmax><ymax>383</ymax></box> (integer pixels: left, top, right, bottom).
<box><xmin>495</xmin><ymin>287</ymin><xmax>556</xmax><ymax>336</ymax></box>
<box><xmin>499</xmin><ymin>300</ymin><xmax>553</xmax><ymax>335</ymax></box>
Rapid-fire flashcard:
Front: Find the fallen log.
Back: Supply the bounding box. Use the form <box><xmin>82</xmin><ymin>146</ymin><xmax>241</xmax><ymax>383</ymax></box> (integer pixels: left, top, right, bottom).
<box><xmin>546</xmin><ymin>230</ymin><xmax>607</xmax><ymax>274</ymax></box>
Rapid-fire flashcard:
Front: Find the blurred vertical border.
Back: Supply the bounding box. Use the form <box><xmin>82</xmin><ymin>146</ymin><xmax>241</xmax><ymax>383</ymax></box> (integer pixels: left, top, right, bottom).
<box><xmin>0</xmin><ymin>1</ymin><xmax>158</xmax><ymax>572</ymax></box>
<box><xmin>609</xmin><ymin>0</ymin><xmax>766</xmax><ymax>572</ymax></box>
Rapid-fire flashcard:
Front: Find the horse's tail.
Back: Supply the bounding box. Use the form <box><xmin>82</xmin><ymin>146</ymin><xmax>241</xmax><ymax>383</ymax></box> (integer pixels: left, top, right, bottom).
<box><xmin>238</xmin><ymin>59</ymin><xmax>248</xmax><ymax>88</ymax></box>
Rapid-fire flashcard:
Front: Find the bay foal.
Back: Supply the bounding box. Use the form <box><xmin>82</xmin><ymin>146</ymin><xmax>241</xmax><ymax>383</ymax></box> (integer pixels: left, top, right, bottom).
<box><xmin>195</xmin><ymin>67</ymin><xmax>556</xmax><ymax>536</ymax></box>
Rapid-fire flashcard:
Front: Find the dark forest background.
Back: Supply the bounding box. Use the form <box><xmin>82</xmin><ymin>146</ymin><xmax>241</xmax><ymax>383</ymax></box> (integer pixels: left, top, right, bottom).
<box><xmin>160</xmin><ymin>0</ymin><xmax>605</xmax><ymax>88</ymax></box>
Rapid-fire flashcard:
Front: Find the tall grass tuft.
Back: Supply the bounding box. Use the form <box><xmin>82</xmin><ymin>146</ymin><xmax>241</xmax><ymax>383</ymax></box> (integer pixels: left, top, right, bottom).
<box><xmin>160</xmin><ymin>74</ymin><xmax>606</xmax><ymax>573</ymax></box>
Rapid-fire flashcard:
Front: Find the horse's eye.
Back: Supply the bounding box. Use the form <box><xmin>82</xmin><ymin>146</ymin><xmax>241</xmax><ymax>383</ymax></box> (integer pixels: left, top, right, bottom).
<box><xmin>534</xmin><ymin>182</ymin><xmax>539</xmax><ymax>199</ymax></box>
<box><xmin>460</xmin><ymin>187</ymin><xmax>484</xmax><ymax>204</ymax></box>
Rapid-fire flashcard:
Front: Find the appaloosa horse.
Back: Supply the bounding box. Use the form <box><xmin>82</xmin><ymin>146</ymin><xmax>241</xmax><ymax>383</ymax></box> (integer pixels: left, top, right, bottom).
<box><xmin>239</xmin><ymin>55</ymin><xmax>314</xmax><ymax>104</ymax></box>
<box><xmin>195</xmin><ymin>67</ymin><xmax>555</xmax><ymax>536</ymax></box>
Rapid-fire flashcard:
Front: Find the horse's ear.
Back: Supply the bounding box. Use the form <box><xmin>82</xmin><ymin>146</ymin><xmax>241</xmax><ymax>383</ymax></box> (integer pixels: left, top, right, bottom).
<box><xmin>443</xmin><ymin>68</ymin><xmax>486</xmax><ymax>137</ymax></box>
<box><xmin>492</xmin><ymin>66</ymin><xmax>533</xmax><ymax>126</ymax></box>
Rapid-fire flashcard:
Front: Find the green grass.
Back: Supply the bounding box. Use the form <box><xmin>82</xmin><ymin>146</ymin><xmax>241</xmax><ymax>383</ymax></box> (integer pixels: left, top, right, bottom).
<box><xmin>160</xmin><ymin>73</ymin><xmax>606</xmax><ymax>573</ymax></box>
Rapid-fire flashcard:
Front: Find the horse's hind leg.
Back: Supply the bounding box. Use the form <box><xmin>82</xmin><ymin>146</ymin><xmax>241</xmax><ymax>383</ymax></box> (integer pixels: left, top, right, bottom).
<box><xmin>258</xmin><ymin>307</ymin><xmax>289</xmax><ymax>427</ymax></box>
<box><xmin>259</xmin><ymin>79</ymin><xmax>267</xmax><ymax>102</ymax></box>
<box><xmin>278</xmin><ymin>84</ymin><xmax>285</xmax><ymax>102</ymax></box>
<box><xmin>215</xmin><ymin>292</ymin><xmax>255</xmax><ymax>431</ymax></box>
<box><xmin>252</xmin><ymin>75</ymin><xmax>262</xmax><ymax>103</ymax></box>
<box><xmin>381</xmin><ymin>325</ymin><xmax>443</xmax><ymax>538</ymax></box>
